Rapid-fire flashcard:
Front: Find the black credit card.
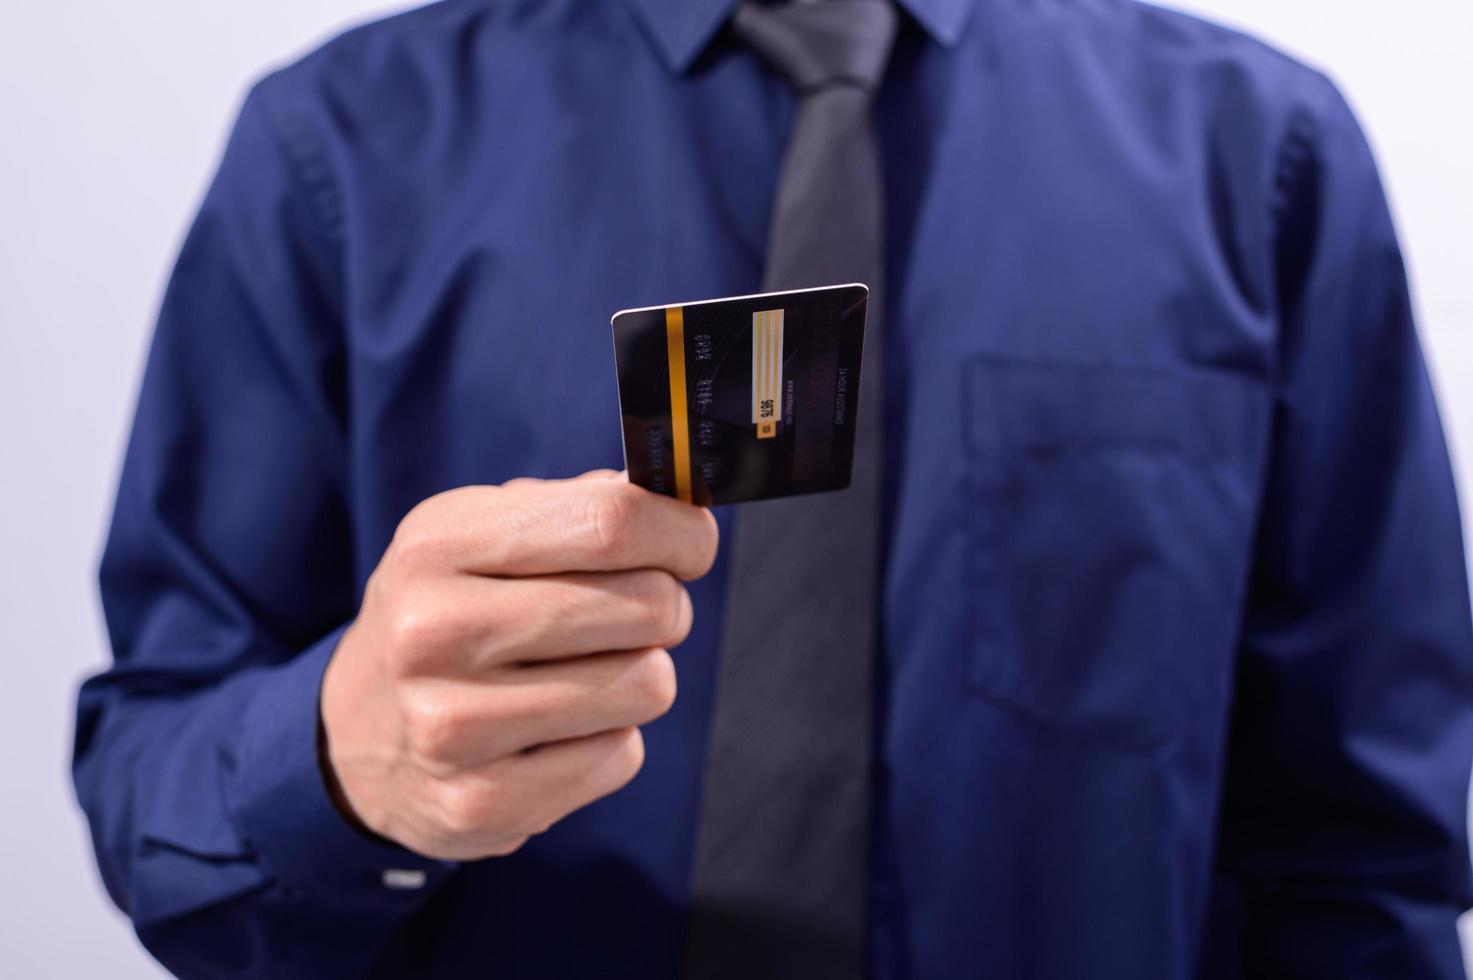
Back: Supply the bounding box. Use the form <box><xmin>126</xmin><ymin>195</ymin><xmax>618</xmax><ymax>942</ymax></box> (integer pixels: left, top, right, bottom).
<box><xmin>611</xmin><ymin>283</ymin><xmax>869</xmax><ymax>506</ymax></box>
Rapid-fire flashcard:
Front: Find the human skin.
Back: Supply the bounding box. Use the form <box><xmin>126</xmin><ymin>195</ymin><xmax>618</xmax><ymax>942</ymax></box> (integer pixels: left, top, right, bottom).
<box><xmin>320</xmin><ymin>470</ymin><xmax>720</xmax><ymax>860</ymax></box>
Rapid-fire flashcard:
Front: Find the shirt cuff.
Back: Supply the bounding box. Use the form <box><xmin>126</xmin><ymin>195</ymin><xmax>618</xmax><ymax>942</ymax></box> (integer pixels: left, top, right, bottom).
<box><xmin>231</xmin><ymin>626</ymin><xmax>457</xmax><ymax>906</ymax></box>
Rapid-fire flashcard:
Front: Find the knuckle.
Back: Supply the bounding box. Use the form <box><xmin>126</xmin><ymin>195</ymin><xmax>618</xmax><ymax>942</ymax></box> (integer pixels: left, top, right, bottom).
<box><xmin>435</xmin><ymin>780</ymin><xmax>494</xmax><ymax>838</ymax></box>
<box><xmin>586</xmin><ymin>484</ymin><xmax>639</xmax><ymax>560</ymax></box>
<box><xmin>384</xmin><ymin>596</ymin><xmax>447</xmax><ymax>664</ymax></box>
<box><xmin>632</xmin><ymin>570</ymin><xmax>687</xmax><ymax>645</ymax></box>
<box><xmin>663</xmin><ymin>581</ymin><xmax>693</xmax><ymax>646</ymax></box>
<box><xmin>400</xmin><ymin>689</ymin><xmax>461</xmax><ymax>764</ymax></box>
<box><xmin>391</xmin><ymin>492</ymin><xmax>461</xmax><ymax>568</ymax></box>
<box><xmin>484</xmin><ymin>835</ymin><xmax>530</xmax><ymax>858</ymax></box>
<box><xmin>611</xmin><ymin>728</ymin><xmax>647</xmax><ymax>786</ymax></box>
<box><xmin>689</xmin><ymin>511</ymin><xmax>720</xmax><ymax>579</ymax></box>
<box><xmin>630</xmin><ymin>648</ymin><xmax>678</xmax><ymax>717</ymax></box>
<box><xmin>363</xmin><ymin>565</ymin><xmax>392</xmax><ymax>607</ymax></box>
<box><xmin>390</xmin><ymin>519</ymin><xmax>439</xmax><ymax>570</ymax></box>
<box><xmin>519</xmin><ymin>810</ymin><xmax>559</xmax><ymax>838</ymax></box>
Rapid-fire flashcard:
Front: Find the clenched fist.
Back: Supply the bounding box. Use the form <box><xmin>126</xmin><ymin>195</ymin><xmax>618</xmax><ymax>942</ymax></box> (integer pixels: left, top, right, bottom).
<box><xmin>320</xmin><ymin>470</ymin><xmax>719</xmax><ymax>860</ymax></box>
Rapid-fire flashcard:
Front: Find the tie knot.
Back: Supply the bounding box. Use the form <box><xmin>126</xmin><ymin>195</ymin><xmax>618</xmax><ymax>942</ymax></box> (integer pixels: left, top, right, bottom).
<box><xmin>733</xmin><ymin>0</ymin><xmax>898</xmax><ymax>94</ymax></box>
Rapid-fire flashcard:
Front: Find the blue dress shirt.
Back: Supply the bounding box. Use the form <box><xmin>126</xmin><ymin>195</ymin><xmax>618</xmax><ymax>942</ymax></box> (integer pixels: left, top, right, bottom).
<box><xmin>74</xmin><ymin>0</ymin><xmax>1473</xmax><ymax>976</ymax></box>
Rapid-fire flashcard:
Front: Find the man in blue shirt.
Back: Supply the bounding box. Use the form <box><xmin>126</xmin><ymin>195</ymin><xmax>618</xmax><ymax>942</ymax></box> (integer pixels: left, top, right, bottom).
<box><xmin>74</xmin><ymin>0</ymin><xmax>1473</xmax><ymax>976</ymax></box>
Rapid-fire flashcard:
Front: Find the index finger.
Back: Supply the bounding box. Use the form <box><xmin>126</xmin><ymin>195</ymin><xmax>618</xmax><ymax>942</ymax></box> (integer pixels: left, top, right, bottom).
<box><xmin>411</xmin><ymin>476</ymin><xmax>719</xmax><ymax>581</ymax></box>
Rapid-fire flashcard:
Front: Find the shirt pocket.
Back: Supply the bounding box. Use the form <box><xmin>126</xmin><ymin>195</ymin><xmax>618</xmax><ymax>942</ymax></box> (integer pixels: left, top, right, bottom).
<box><xmin>963</xmin><ymin>354</ymin><xmax>1271</xmax><ymax>748</ymax></box>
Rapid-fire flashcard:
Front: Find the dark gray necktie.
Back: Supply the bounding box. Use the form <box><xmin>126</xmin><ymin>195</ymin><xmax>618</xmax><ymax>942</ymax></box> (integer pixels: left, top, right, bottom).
<box><xmin>682</xmin><ymin>3</ymin><xmax>897</xmax><ymax>977</ymax></box>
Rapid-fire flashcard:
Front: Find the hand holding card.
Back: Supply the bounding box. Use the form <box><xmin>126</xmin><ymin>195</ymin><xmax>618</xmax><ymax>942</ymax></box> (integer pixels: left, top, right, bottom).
<box><xmin>611</xmin><ymin>283</ymin><xmax>869</xmax><ymax>506</ymax></box>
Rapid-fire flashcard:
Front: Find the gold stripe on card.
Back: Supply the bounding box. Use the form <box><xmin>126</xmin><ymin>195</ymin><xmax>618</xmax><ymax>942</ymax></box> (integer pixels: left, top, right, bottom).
<box><xmin>664</xmin><ymin>306</ymin><xmax>693</xmax><ymax>503</ymax></box>
<box><xmin>753</xmin><ymin>309</ymin><xmax>783</xmax><ymax>439</ymax></box>
<box><xmin>752</xmin><ymin>310</ymin><xmax>762</xmax><ymax>425</ymax></box>
<box><xmin>765</xmin><ymin>311</ymin><xmax>774</xmax><ymax>438</ymax></box>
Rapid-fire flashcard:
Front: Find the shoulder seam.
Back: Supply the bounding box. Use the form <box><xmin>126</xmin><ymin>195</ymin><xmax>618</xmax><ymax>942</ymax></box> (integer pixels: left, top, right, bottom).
<box><xmin>244</xmin><ymin>76</ymin><xmax>345</xmax><ymax>243</ymax></box>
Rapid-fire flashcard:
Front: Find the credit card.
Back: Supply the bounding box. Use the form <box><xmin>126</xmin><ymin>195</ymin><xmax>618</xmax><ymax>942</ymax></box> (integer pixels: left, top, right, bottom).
<box><xmin>611</xmin><ymin>283</ymin><xmax>869</xmax><ymax>506</ymax></box>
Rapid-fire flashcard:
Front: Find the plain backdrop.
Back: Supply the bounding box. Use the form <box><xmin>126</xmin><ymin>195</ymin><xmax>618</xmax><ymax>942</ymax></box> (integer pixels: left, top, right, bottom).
<box><xmin>1</xmin><ymin>1</ymin><xmax>1469</xmax><ymax>976</ymax></box>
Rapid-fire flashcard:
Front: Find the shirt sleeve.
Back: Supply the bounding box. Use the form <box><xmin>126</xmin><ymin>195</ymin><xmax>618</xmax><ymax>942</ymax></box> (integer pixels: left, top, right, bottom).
<box><xmin>1207</xmin><ymin>74</ymin><xmax>1473</xmax><ymax>977</ymax></box>
<box><xmin>71</xmin><ymin>78</ymin><xmax>455</xmax><ymax>979</ymax></box>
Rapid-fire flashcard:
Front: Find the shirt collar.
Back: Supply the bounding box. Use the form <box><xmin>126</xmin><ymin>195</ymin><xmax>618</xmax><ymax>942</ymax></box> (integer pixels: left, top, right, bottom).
<box><xmin>624</xmin><ymin>0</ymin><xmax>980</xmax><ymax>73</ymax></box>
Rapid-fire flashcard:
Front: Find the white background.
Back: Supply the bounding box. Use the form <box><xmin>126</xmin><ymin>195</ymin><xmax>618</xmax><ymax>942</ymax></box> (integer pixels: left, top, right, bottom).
<box><xmin>0</xmin><ymin>2</ymin><xmax>1469</xmax><ymax>976</ymax></box>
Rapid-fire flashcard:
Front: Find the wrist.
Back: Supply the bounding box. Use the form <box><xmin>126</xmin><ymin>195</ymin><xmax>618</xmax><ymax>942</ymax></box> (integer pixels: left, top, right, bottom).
<box><xmin>317</xmin><ymin>622</ymin><xmax>382</xmax><ymax>839</ymax></box>
<box><xmin>317</xmin><ymin>709</ymin><xmax>377</xmax><ymax>837</ymax></box>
